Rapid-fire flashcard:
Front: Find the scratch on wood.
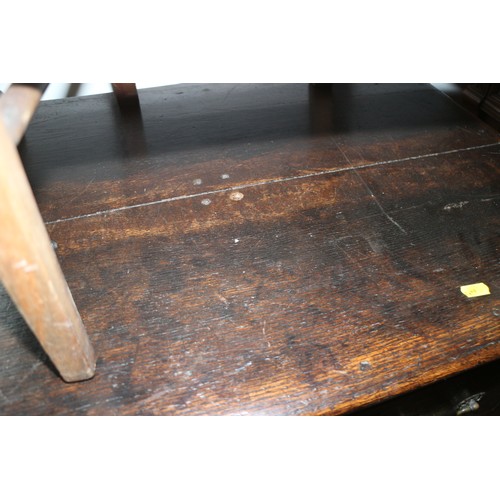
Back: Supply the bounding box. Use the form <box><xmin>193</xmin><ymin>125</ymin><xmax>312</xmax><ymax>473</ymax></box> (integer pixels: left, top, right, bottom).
<box><xmin>221</xmin><ymin>85</ymin><xmax>237</xmax><ymax>104</ymax></box>
<box><xmin>136</xmin><ymin>387</ymin><xmax>175</xmax><ymax>407</ymax></box>
<box><xmin>9</xmin><ymin>359</ymin><xmax>43</xmax><ymax>394</ymax></box>
<box><xmin>331</xmin><ymin>369</ymin><xmax>348</xmax><ymax>375</ymax></box>
<box><xmin>355</xmin><ymin>171</ymin><xmax>407</xmax><ymax>234</ymax></box>
<box><xmin>235</xmin><ymin>361</ymin><xmax>253</xmax><ymax>373</ymax></box>
<box><xmin>262</xmin><ymin>320</ymin><xmax>271</xmax><ymax>348</ymax></box>
<box><xmin>67</xmin><ymin>175</ymin><xmax>96</xmax><ymax>204</ymax></box>
<box><xmin>330</xmin><ymin>238</ymin><xmax>356</xmax><ymax>263</ymax></box>
<box><xmin>216</xmin><ymin>293</ymin><xmax>229</xmax><ymax>306</ymax></box>
<box><xmin>0</xmin><ymin>387</ymin><xmax>11</xmax><ymax>404</ymax></box>
<box><xmin>45</xmin><ymin>142</ymin><xmax>500</xmax><ymax>225</ymax></box>
<box><xmin>332</xmin><ymin>139</ymin><xmax>353</xmax><ymax>167</ymax></box>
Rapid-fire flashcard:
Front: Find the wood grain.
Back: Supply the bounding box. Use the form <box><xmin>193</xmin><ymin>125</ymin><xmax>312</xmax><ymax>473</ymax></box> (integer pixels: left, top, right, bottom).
<box><xmin>0</xmin><ymin>83</ymin><xmax>498</xmax><ymax>414</ymax></box>
<box><xmin>0</xmin><ymin>120</ymin><xmax>95</xmax><ymax>383</ymax></box>
<box><xmin>20</xmin><ymin>83</ymin><xmax>498</xmax><ymax>223</ymax></box>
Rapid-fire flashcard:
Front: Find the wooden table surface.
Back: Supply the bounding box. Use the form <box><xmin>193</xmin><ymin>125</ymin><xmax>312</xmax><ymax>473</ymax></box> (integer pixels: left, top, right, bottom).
<box><xmin>0</xmin><ymin>83</ymin><xmax>499</xmax><ymax>415</ymax></box>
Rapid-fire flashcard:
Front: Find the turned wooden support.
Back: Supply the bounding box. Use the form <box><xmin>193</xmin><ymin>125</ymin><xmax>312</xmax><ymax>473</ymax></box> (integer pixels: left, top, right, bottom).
<box><xmin>112</xmin><ymin>83</ymin><xmax>140</xmax><ymax>110</ymax></box>
<box><xmin>0</xmin><ymin>109</ymin><xmax>96</xmax><ymax>382</ymax></box>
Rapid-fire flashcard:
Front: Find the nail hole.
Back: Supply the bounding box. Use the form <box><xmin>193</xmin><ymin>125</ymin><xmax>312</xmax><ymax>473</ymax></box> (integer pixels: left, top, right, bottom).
<box><xmin>360</xmin><ymin>361</ymin><xmax>372</xmax><ymax>371</ymax></box>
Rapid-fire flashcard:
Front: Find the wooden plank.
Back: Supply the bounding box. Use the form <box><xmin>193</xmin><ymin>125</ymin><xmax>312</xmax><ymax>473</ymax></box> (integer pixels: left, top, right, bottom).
<box><xmin>19</xmin><ymin>84</ymin><xmax>499</xmax><ymax>223</ymax></box>
<box><xmin>0</xmin><ymin>140</ymin><xmax>498</xmax><ymax>414</ymax></box>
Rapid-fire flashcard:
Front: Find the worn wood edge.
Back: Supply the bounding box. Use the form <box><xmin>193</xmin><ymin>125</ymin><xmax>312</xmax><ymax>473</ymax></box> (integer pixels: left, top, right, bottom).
<box><xmin>317</xmin><ymin>349</ymin><xmax>500</xmax><ymax>416</ymax></box>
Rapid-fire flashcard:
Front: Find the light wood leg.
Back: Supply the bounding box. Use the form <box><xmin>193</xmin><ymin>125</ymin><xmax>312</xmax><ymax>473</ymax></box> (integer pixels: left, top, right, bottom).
<box><xmin>0</xmin><ymin>118</ymin><xmax>96</xmax><ymax>382</ymax></box>
<box><xmin>0</xmin><ymin>84</ymin><xmax>48</xmax><ymax>144</ymax></box>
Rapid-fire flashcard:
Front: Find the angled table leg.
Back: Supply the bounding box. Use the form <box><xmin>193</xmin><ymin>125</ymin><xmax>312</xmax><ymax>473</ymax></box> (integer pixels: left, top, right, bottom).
<box><xmin>0</xmin><ymin>118</ymin><xmax>96</xmax><ymax>382</ymax></box>
<box><xmin>0</xmin><ymin>84</ymin><xmax>49</xmax><ymax>144</ymax></box>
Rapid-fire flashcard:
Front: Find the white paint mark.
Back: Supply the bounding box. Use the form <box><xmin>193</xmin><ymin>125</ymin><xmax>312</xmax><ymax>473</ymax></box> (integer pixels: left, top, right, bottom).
<box><xmin>193</xmin><ymin>178</ymin><xmax>203</xmax><ymax>186</ymax></box>
<box><xmin>201</xmin><ymin>198</ymin><xmax>211</xmax><ymax>206</ymax></box>
<box><xmin>54</xmin><ymin>321</ymin><xmax>73</xmax><ymax>328</ymax></box>
<box><xmin>221</xmin><ymin>174</ymin><xmax>230</xmax><ymax>180</ymax></box>
<box><xmin>235</xmin><ymin>361</ymin><xmax>253</xmax><ymax>373</ymax></box>
<box><xmin>262</xmin><ymin>320</ymin><xmax>271</xmax><ymax>348</ymax></box>
<box><xmin>234</xmin><ymin>238</ymin><xmax>240</xmax><ymax>243</ymax></box>
<box><xmin>444</xmin><ymin>201</ymin><xmax>469</xmax><ymax>211</ymax></box>
<box><xmin>216</xmin><ymin>293</ymin><xmax>229</xmax><ymax>306</ymax></box>
<box><xmin>13</xmin><ymin>260</ymin><xmax>38</xmax><ymax>272</ymax></box>
<box><xmin>331</xmin><ymin>369</ymin><xmax>348</xmax><ymax>375</ymax></box>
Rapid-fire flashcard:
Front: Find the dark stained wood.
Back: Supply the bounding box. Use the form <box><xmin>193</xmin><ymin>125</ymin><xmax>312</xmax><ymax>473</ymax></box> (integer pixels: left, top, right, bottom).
<box><xmin>461</xmin><ymin>84</ymin><xmax>500</xmax><ymax>130</ymax></box>
<box><xmin>20</xmin><ymin>83</ymin><xmax>498</xmax><ymax>223</ymax></box>
<box><xmin>0</xmin><ymin>84</ymin><xmax>499</xmax><ymax>414</ymax></box>
<box><xmin>112</xmin><ymin>83</ymin><xmax>139</xmax><ymax>109</ymax></box>
<box><xmin>436</xmin><ymin>84</ymin><xmax>500</xmax><ymax>133</ymax></box>
<box><xmin>349</xmin><ymin>357</ymin><xmax>500</xmax><ymax>415</ymax></box>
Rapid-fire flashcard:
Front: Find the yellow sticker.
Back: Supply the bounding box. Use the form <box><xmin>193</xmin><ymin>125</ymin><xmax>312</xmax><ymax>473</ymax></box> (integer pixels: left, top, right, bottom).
<box><xmin>460</xmin><ymin>283</ymin><xmax>490</xmax><ymax>298</ymax></box>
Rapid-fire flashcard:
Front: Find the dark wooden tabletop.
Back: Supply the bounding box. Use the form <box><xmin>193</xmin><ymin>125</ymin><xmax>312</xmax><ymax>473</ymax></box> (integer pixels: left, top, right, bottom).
<box><xmin>0</xmin><ymin>83</ymin><xmax>499</xmax><ymax>415</ymax></box>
